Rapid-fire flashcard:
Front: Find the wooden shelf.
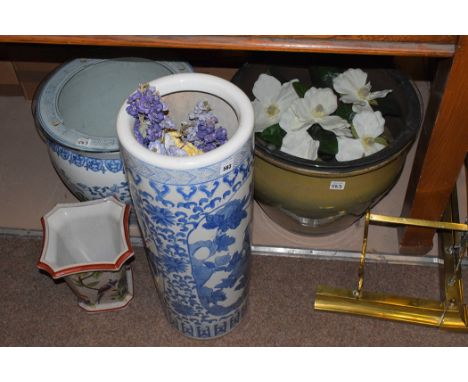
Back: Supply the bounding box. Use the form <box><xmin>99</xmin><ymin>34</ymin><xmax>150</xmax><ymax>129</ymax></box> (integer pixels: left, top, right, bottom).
<box><xmin>0</xmin><ymin>35</ymin><xmax>458</xmax><ymax>57</ymax></box>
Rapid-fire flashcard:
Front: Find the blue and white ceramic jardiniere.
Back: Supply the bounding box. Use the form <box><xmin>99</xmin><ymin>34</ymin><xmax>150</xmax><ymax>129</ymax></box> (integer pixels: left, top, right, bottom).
<box><xmin>117</xmin><ymin>73</ymin><xmax>254</xmax><ymax>339</ymax></box>
<box><xmin>34</xmin><ymin>58</ymin><xmax>192</xmax><ymax>203</ymax></box>
<box><xmin>46</xmin><ymin>142</ymin><xmax>132</xmax><ymax>203</ymax></box>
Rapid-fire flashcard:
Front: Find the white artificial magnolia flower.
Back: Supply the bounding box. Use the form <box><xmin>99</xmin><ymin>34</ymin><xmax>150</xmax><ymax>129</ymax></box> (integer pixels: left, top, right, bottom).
<box><xmin>333</xmin><ymin>68</ymin><xmax>392</xmax><ymax>112</ymax></box>
<box><xmin>252</xmin><ymin>73</ymin><xmax>299</xmax><ymax>132</ymax></box>
<box><xmin>281</xmin><ymin>128</ymin><xmax>319</xmax><ymax>160</ymax></box>
<box><xmin>279</xmin><ymin>87</ymin><xmax>351</xmax><ymax>137</ymax></box>
<box><xmin>336</xmin><ymin>110</ymin><xmax>386</xmax><ymax>162</ymax></box>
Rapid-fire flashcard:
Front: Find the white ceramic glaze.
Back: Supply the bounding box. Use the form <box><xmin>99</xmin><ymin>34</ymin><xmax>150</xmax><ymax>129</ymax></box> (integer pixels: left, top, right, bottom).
<box><xmin>37</xmin><ymin>197</ymin><xmax>134</xmax><ymax>312</ymax></box>
<box><xmin>117</xmin><ymin>73</ymin><xmax>255</xmax><ymax>339</ymax></box>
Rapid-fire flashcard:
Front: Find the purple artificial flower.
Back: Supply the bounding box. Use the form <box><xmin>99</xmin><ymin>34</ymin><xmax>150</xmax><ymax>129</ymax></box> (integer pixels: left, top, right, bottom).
<box><xmin>147</xmin><ymin>133</ymin><xmax>187</xmax><ymax>157</ymax></box>
<box><xmin>126</xmin><ymin>85</ymin><xmax>228</xmax><ymax>155</ymax></box>
<box><xmin>215</xmin><ymin>127</ymin><xmax>228</xmax><ymax>141</ymax></box>
<box><xmin>182</xmin><ymin>101</ymin><xmax>228</xmax><ymax>152</ymax></box>
<box><xmin>148</xmin><ymin>140</ymin><xmax>166</xmax><ymax>155</ymax></box>
<box><xmin>126</xmin><ymin>84</ymin><xmax>174</xmax><ymax>150</ymax></box>
<box><xmin>133</xmin><ymin>119</ymin><xmax>145</xmax><ymax>145</ymax></box>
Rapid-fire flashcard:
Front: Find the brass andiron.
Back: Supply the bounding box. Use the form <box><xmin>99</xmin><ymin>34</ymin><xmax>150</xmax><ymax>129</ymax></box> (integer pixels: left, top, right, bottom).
<box><xmin>314</xmin><ymin>202</ymin><xmax>468</xmax><ymax>331</ymax></box>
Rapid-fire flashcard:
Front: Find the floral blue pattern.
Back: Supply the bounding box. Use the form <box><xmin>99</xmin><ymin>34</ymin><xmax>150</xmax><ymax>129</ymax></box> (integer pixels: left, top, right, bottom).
<box><xmin>144</xmin><ymin>204</ymin><xmax>176</xmax><ymax>227</ymax></box>
<box><xmin>74</xmin><ymin>181</ymin><xmax>131</xmax><ymax>203</ymax></box>
<box><xmin>123</xmin><ymin>139</ymin><xmax>253</xmax><ymax>339</ymax></box>
<box><xmin>53</xmin><ymin>164</ymin><xmax>131</xmax><ymax>204</ymax></box>
<box><xmin>203</xmin><ymin>197</ymin><xmax>249</xmax><ymax>232</ymax></box>
<box><xmin>50</xmin><ymin>142</ymin><xmax>125</xmax><ymax>173</ymax></box>
<box><xmin>48</xmin><ymin>142</ymin><xmax>131</xmax><ymax>203</ymax></box>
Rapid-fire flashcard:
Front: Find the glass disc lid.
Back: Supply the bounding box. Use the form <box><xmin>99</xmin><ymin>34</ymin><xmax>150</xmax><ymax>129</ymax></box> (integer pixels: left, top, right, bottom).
<box><xmin>36</xmin><ymin>58</ymin><xmax>192</xmax><ymax>152</ymax></box>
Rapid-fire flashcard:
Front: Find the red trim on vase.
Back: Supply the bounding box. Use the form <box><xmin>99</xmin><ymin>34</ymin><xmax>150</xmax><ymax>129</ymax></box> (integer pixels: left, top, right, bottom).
<box><xmin>39</xmin><ymin>216</ymin><xmax>47</xmax><ymax>254</ymax></box>
<box><xmin>37</xmin><ymin>250</ymin><xmax>135</xmax><ymax>279</ymax></box>
<box><xmin>37</xmin><ymin>216</ymin><xmax>53</xmax><ymax>275</ymax></box>
<box><xmin>122</xmin><ymin>202</ymin><xmax>133</xmax><ymax>256</ymax></box>
<box><xmin>36</xmin><ymin>199</ymin><xmax>134</xmax><ymax>279</ymax></box>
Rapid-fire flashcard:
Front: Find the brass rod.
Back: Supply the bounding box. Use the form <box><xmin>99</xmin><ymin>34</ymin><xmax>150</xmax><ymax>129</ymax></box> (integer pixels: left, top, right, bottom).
<box><xmin>369</xmin><ymin>213</ymin><xmax>468</xmax><ymax>231</ymax></box>
<box><xmin>315</xmin><ymin>286</ymin><xmax>468</xmax><ymax>331</ymax></box>
<box><xmin>356</xmin><ymin>210</ymin><xmax>371</xmax><ymax>297</ymax></box>
<box><xmin>441</xmin><ymin>192</ymin><xmax>468</xmax><ymax>325</ymax></box>
<box><xmin>452</xmin><ymin>230</ymin><xmax>467</xmax><ymax>277</ymax></box>
<box><xmin>314</xmin><ymin>201</ymin><xmax>468</xmax><ymax>331</ymax></box>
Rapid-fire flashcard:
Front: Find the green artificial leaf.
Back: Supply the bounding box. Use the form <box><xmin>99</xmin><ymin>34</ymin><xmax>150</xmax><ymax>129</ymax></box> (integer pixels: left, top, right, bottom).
<box><xmin>308</xmin><ymin>66</ymin><xmax>341</xmax><ymax>88</ymax></box>
<box><xmin>292</xmin><ymin>81</ymin><xmax>308</xmax><ymax>98</ymax></box>
<box><xmin>257</xmin><ymin>124</ymin><xmax>287</xmax><ymax>149</ymax></box>
<box><xmin>374</xmin><ymin>136</ymin><xmax>389</xmax><ymax>146</ymax></box>
<box><xmin>350</xmin><ymin>125</ymin><xmax>359</xmax><ymax>139</ymax></box>
<box><xmin>307</xmin><ymin>124</ymin><xmax>338</xmax><ymax>161</ymax></box>
<box><xmin>335</xmin><ymin>102</ymin><xmax>355</xmax><ymax>123</ymax></box>
<box><xmin>372</xmin><ymin>92</ymin><xmax>401</xmax><ymax>118</ymax></box>
<box><xmin>307</xmin><ymin>124</ymin><xmax>322</xmax><ymax>140</ymax></box>
<box><xmin>381</xmin><ymin>126</ymin><xmax>394</xmax><ymax>144</ymax></box>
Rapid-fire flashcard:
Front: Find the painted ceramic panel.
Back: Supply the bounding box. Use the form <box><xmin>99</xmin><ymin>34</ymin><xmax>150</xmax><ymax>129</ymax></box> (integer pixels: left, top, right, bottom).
<box><xmin>65</xmin><ymin>266</ymin><xmax>134</xmax><ymax>312</ymax></box>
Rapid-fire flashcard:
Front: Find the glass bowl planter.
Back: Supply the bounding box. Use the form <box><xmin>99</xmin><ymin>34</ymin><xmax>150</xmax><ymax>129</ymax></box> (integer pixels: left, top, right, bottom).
<box><xmin>232</xmin><ymin>64</ymin><xmax>422</xmax><ymax>234</ymax></box>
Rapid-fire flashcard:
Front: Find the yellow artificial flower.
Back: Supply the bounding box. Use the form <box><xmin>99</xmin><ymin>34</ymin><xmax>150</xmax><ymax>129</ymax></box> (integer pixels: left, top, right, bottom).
<box><xmin>167</xmin><ymin>131</ymin><xmax>203</xmax><ymax>156</ymax></box>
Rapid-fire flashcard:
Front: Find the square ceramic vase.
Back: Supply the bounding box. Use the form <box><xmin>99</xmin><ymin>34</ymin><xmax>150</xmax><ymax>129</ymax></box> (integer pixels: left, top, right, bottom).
<box><xmin>37</xmin><ymin>197</ymin><xmax>134</xmax><ymax>312</ymax></box>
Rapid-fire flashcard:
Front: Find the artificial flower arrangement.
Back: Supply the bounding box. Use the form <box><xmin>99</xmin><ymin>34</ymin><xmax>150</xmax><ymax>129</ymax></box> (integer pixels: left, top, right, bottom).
<box><xmin>126</xmin><ymin>83</ymin><xmax>228</xmax><ymax>156</ymax></box>
<box><xmin>252</xmin><ymin>68</ymin><xmax>396</xmax><ymax>162</ymax></box>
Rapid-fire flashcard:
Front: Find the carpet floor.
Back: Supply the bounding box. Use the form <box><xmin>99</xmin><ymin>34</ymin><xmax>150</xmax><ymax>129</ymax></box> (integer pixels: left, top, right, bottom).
<box><xmin>2</xmin><ymin>235</ymin><xmax>468</xmax><ymax>347</ymax></box>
